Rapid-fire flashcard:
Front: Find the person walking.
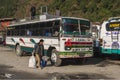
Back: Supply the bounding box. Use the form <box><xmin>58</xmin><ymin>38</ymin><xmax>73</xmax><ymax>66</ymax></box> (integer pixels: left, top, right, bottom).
<box><xmin>33</xmin><ymin>39</ymin><xmax>44</xmax><ymax>68</ymax></box>
<box><xmin>30</xmin><ymin>4</ymin><xmax>36</xmax><ymax>20</ymax></box>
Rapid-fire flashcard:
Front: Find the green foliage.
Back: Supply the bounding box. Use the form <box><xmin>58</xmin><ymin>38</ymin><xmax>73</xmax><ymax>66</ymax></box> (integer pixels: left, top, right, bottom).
<box><xmin>0</xmin><ymin>0</ymin><xmax>120</xmax><ymax>22</ymax></box>
<box><xmin>0</xmin><ymin>0</ymin><xmax>18</xmax><ymax>18</ymax></box>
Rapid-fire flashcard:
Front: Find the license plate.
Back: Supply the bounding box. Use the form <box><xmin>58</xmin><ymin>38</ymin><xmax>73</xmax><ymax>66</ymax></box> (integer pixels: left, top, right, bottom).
<box><xmin>72</xmin><ymin>48</ymin><xmax>89</xmax><ymax>52</ymax></box>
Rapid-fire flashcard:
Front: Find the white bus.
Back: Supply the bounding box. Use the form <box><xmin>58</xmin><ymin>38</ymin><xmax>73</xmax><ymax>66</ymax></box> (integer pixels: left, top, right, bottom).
<box><xmin>6</xmin><ymin>14</ymin><xmax>93</xmax><ymax>66</ymax></box>
<box><xmin>97</xmin><ymin>17</ymin><xmax>120</xmax><ymax>57</ymax></box>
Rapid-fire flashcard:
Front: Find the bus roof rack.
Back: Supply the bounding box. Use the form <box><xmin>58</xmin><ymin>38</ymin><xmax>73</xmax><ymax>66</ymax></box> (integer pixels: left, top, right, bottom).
<box><xmin>108</xmin><ymin>17</ymin><xmax>120</xmax><ymax>22</ymax></box>
<box><xmin>10</xmin><ymin>14</ymin><xmax>61</xmax><ymax>25</ymax></box>
<box><xmin>39</xmin><ymin>13</ymin><xmax>60</xmax><ymax>20</ymax></box>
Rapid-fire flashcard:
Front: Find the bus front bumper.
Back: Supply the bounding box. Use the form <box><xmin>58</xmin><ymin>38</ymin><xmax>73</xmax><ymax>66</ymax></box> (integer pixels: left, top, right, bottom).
<box><xmin>59</xmin><ymin>52</ymin><xmax>93</xmax><ymax>58</ymax></box>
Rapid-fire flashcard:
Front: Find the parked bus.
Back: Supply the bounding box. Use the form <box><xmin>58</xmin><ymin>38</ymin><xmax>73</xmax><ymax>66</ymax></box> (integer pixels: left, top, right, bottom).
<box><xmin>6</xmin><ymin>14</ymin><xmax>93</xmax><ymax>66</ymax></box>
<box><xmin>96</xmin><ymin>17</ymin><xmax>120</xmax><ymax>57</ymax></box>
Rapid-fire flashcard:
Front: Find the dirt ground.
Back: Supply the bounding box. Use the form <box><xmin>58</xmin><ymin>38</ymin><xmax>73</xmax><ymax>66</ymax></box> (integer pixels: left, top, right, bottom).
<box><xmin>0</xmin><ymin>46</ymin><xmax>120</xmax><ymax>79</ymax></box>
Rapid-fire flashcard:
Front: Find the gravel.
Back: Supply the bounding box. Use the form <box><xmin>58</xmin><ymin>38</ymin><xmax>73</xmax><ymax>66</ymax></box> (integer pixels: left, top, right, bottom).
<box><xmin>0</xmin><ymin>46</ymin><xmax>120</xmax><ymax>79</ymax></box>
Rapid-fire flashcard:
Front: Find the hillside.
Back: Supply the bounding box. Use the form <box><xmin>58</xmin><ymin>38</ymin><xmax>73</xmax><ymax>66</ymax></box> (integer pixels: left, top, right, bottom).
<box><xmin>0</xmin><ymin>0</ymin><xmax>120</xmax><ymax>22</ymax></box>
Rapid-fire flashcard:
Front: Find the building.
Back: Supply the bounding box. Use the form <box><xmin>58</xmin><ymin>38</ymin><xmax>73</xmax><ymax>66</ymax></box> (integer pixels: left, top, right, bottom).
<box><xmin>0</xmin><ymin>18</ymin><xmax>15</xmax><ymax>40</ymax></box>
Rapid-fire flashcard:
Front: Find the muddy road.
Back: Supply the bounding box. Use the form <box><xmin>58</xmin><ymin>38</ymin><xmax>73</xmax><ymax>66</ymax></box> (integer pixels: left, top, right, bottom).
<box><xmin>0</xmin><ymin>46</ymin><xmax>120</xmax><ymax>79</ymax></box>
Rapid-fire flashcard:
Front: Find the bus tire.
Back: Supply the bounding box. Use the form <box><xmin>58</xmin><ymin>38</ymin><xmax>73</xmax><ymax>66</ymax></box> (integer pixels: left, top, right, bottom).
<box><xmin>51</xmin><ymin>49</ymin><xmax>62</xmax><ymax>66</ymax></box>
<box><xmin>15</xmin><ymin>45</ymin><xmax>23</xmax><ymax>56</ymax></box>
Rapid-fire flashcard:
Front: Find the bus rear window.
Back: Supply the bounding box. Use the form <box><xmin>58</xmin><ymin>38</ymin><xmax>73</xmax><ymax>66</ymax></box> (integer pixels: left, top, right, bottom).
<box><xmin>106</xmin><ymin>22</ymin><xmax>120</xmax><ymax>31</ymax></box>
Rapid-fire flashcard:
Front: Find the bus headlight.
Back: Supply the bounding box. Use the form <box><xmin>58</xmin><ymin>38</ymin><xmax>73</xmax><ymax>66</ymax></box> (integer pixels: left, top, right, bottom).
<box><xmin>64</xmin><ymin>40</ymin><xmax>72</xmax><ymax>50</ymax></box>
<box><xmin>65</xmin><ymin>46</ymin><xmax>71</xmax><ymax>50</ymax></box>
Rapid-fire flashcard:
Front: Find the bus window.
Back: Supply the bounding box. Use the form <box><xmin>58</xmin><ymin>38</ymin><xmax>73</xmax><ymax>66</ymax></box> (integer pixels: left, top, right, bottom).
<box><xmin>45</xmin><ymin>29</ymin><xmax>52</xmax><ymax>36</ymax></box>
<box><xmin>62</xmin><ymin>18</ymin><xmax>79</xmax><ymax>35</ymax></box>
<box><xmin>27</xmin><ymin>29</ymin><xmax>32</xmax><ymax>36</ymax></box>
<box><xmin>80</xmin><ymin>20</ymin><xmax>90</xmax><ymax>35</ymax></box>
<box><xmin>106</xmin><ymin>22</ymin><xmax>120</xmax><ymax>31</ymax></box>
<box><xmin>18</xmin><ymin>25</ymin><xmax>26</xmax><ymax>36</ymax></box>
<box><xmin>7</xmin><ymin>30</ymin><xmax>10</xmax><ymax>36</ymax></box>
<box><xmin>52</xmin><ymin>27</ymin><xmax>59</xmax><ymax>37</ymax></box>
<box><xmin>14</xmin><ymin>30</ymin><xmax>17</xmax><ymax>36</ymax></box>
<box><xmin>11</xmin><ymin>30</ymin><xmax>13</xmax><ymax>36</ymax></box>
<box><xmin>20</xmin><ymin>30</ymin><xmax>25</xmax><ymax>36</ymax></box>
<box><xmin>52</xmin><ymin>21</ymin><xmax>60</xmax><ymax>37</ymax></box>
<box><xmin>25</xmin><ymin>24</ymin><xmax>32</xmax><ymax>36</ymax></box>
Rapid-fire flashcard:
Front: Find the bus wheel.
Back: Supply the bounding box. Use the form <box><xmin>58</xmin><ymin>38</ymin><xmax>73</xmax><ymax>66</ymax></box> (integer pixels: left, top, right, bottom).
<box><xmin>15</xmin><ymin>45</ymin><xmax>23</xmax><ymax>56</ymax></box>
<box><xmin>51</xmin><ymin>49</ymin><xmax>61</xmax><ymax>66</ymax></box>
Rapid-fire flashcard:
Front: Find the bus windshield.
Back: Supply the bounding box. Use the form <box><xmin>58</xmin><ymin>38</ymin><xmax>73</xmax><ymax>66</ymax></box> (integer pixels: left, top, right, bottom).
<box><xmin>62</xmin><ymin>18</ymin><xmax>90</xmax><ymax>35</ymax></box>
<box><xmin>106</xmin><ymin>22</ymin><xmax>120</xmax><ymax>31</ymax></box>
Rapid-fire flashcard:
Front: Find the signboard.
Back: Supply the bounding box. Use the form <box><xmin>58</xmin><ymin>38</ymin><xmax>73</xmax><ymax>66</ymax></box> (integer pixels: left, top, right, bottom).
<box><xmin>106</xmin><ymin>22</ymin><xmax>120</xmax><ymax>31</ymax></box>
<box><xmin>109</xmin><ymin>22</ymin><xmax>120</xmax><ymax>28</ymax></box>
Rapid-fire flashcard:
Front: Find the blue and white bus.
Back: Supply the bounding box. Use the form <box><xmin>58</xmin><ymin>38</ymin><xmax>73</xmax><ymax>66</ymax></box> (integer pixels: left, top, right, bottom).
<box><xmin>98</xmin><ymin>17</ymin><xmax>120</xmax><ymax>56</ymax></box>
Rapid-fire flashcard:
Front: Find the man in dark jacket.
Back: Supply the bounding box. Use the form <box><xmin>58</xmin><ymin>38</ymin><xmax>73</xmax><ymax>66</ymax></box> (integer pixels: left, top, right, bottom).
<box><xmin>34</xmin><ymin>39</ymin><xmax>44</xmax><ymax>68</ymax></box>
<box><xmin>30</xmin><ymin>5</ymin><xmax>36</xmax><ymax>20</ymax></box>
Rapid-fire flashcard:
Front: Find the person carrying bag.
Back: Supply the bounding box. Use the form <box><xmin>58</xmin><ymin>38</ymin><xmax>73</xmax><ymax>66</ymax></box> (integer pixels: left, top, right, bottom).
<box><xmin>33</xmin><ymin>39</ymin><xmax>44</xmax><ymax>69</ymax></box>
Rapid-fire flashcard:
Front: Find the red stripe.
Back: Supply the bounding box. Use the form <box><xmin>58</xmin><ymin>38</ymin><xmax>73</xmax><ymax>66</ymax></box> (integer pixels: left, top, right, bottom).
<box><xmin>70</xmin><ymin>42</ymin><xmax>92</xmax><ymax>44</ymax></box>
<box><xmin>19</xmin><ymin>38</ymin><xmax>25</xmax><ymax>44</ymax></box>
<box><xmin>65</xmin><ymin>42</ymin><xmax>92</xmax><ymax>45</ymax></box>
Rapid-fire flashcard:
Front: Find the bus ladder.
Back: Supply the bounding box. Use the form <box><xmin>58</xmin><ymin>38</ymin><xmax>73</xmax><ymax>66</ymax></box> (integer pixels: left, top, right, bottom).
<box><xmin>111</xmin><ymin>31</ymin><xmax>119</xmax><ymax>42</ymax></box>
<box><xmin>111</xmin><ymin>30</ymin><xmax>119</xmax><ymax>54</ymax></box>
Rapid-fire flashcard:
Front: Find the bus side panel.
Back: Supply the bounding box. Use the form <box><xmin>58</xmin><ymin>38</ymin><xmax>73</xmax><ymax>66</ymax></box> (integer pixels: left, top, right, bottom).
<box><xmin>101</xmin><ymin>47</ymin><xmax>120</xmax><ymax>54</ymax></box>
<box><xmin>101</xmin><ymin>36</ymin><xmax>120</xmax><ymax>54</ymax></box>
